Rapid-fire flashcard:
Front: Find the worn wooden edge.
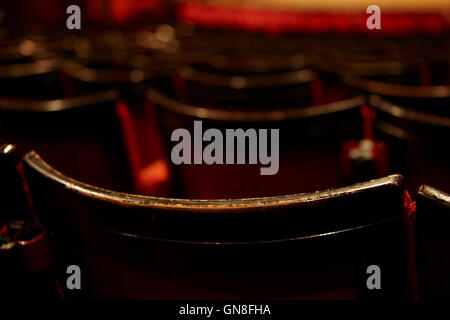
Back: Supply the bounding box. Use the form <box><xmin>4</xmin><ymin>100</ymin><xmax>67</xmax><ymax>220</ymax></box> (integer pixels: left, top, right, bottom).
<box><xmin>342</xmin><ymin>75</ymin><xmax>450</xmax><ymax>98</ymax></box>
<box><xmin>147</xmin><ymin>88</ymin><xmax>364</xmax><ymax>122</ymax></box>
<box><xmin>23</xmin><ymin>150</ymin><xmax>405</xmax><ymax>244</ymax></box>
<box><xmin>314</xmin><ymin>57</ymin><xmax>421</xmax><ymax>77</ymax></box>
<box><xmin>0</xmin><ymin>90</ymin><xmax>120</xmax><ymax>112</ymax></box>
<box><xmin>0</xmin><ymin>58</ymin><xmax>61</xmax><ymax>78</ymax></box>
<box><xmin>178</xmin><ymin>65</ymin><xmax>316</xmax><ymax>88</ymax></box>
<box><xmin>23</xmin><ymin>150</ymin><xmax>404</xmax><ymax>213</ymax></box>
<box><xmin>370</xmin><ymin>95</ymin><xmax>450</xmax><ymax>128</ymax></box>
<box><xmin>200</xmin><ymin>52</ymin><xmax>308</xmax><ymax>73</ymax></box>
<box><xmin>417</xmin><ymin>185</ymin><xmax>450</xmax><ymax>210</ymax></box>
<box><xmin>63</xmin><ymin>59</ymin><xmax>171</xmax><ymax>83</ymax></box>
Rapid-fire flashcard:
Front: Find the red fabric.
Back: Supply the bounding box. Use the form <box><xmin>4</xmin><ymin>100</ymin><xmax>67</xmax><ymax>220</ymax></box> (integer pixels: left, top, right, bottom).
<box><xmin>420</xmin><ymin>62</ymin><xmax>432</xmax><ymax>86</ymax></box>
<box><xmin>173</xmin><ymin>73</ymin><xmax>189</xmax><ymax>104</ymax></box>
<box><xmin>16</xmin><ymin>162</ymin><xmax>40</xmax><ymax>225</ymax></box>
<box><xmin>141</xmin><ymin>101</ymin><xmax>171</xmax><ymax>196</ymax></box>
<box><xmin>0</xmin><ymin>222</ymin><xmax>7</xmax><ymax>236</ymax></box>
<box><xmin>361</xmin><ymin>105</ymin><xmax>375</xmax><ymax>140</ymax></box>
<box><xmin>178</xmin><ymin>2</ymin><xmax>449</xmax><ymax>35</ymax></box>
<box><xmin>116</xmin><ymin>100</ymin><xmax>143</xmax><ymax>187</ymax></box>
<box><xmin>87</xmin><ymin>0</ymin><xmax>104</xmax><ymax>21</ymax></box>
<box><xmin>108</xmin><ymin>0</ymin><xmax>162</xmax><ymax>24</ymax></box>
<box><xmin>311</xmin><ymin>78</ymin><xmax>325</xmax><ymax>106</ymax></box>
<box><xmin>19</xmin><ymin>0</ymin><xmax>64</xmax><ymax>25</ymax></box>
<box><xmin>404</xmin><ymin>190</ymin><xmax>418</xmax><ymax>300</ymax></box>
<box><xmin>88</xmin><ymin>0</ymin><xmax>164</xmax><ymax>25</ymax></box>
<box><xmin>116</xmin><ymin>100</ymin><xmax>171</xmax><ymax>196</ymax></box>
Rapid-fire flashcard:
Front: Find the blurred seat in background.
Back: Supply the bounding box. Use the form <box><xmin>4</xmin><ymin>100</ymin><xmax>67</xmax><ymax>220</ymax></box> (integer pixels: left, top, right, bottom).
<box><xmin>62</xmin><ymin>26</ymin><xmax>198</xmax><ymax>196</ymax></box>
<box><xmin>148</xmin><ymin>86</ymin><xmax>366</xmax><ymax>199</ymax></box>
<box><xmin>0</xmin><ymin>35</ymin><xmax>65</xmax><ymax>99</ymax></box>
<box><xmin>142</xmin><ymin>32</ymin><xmax>392</xmax><ymax>199</ymax></box>
<box><xmin>312</xmin><ymin>35</ymin><xmax>428</xmax><ymax>103</ymax></box>
<box><xmin>0</xmin><ymin>90</ymin><xmax>134</xmax><ymax>192</ymax></box>
<box><xmin>0</xmin><ymin>32</ymin><xmax>145</xmax><ymax>193</ymax></box>
<box><xmin>327</xmin><ymin>38</ymin><xmax>450</xmax><ymax>193</ymax></box>
<box><xmin>172</xmin><ymin>33</ymin><xmax>320</xmax><ymax>109</ymax></box>
<box><xmin>340</xmin><ymin>36</ymin><xmax>450</xmax><ymax>114</ymax></box>
<box><xmin>0</xmin><ymin>37</ymin><xmax>134</xmax><ymax>191</ymax></box>
<box><xmin>173</xmin><ymin>64</ymin><xmax>317</xmax><ymax>109</ymax></box>
<box><xmin>368</xmin><ymin>95</ymin><xmax>450</xmax><ymax>193</ymax></box>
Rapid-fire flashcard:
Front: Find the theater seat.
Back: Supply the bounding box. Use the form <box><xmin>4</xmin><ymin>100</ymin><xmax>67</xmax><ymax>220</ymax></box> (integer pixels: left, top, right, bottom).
<box><xmin>148</xmin><ymin>87</ymin><xmax>365</xmax><ymax>198</ymax></box>
<box><xmin>416</xmin><ymin>185</ymin><xmax>450</xmax><ymax>299</ymax></box>
<box><xmin>0</xmin><ymin>90</ymin><xmax>134</xmax><ymax>192</ymax></box>
<box><xmin>174</xmin><ymin>61</ymin><xmax>317</xmax><ymax>109</ymax></box>
<box><xmin>21</xmin><ymin>149</ymin><xmax>406</xmax><ymax>299</ymax></box>
<box><xmin>369</xmin><ymin>95</ymin><xmax>450</xmax><ymax>193</ymax></box>
<box><xmin>342</xmin><ymin>75</ymin><xmax>450</xmax><ymax>115</ymax></box>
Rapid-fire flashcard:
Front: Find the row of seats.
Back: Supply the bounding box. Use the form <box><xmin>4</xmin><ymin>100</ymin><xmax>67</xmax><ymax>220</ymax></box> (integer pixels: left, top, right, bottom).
<box><xmin>1</xmin><ymin>143</ymin><xmax>449</xmax><ymax>299</ymax></box>
<box><xmin>0</xmin><ymin>79</ymin><xmax>448</xmax><ymax>199</ymax></box>
<box><xmin>0</xmin><ymin>27</ymin><xmax>449</xmax><ymax>299</ymax></box>
<box><xmin>0</xmin><ymin>28</ymin><xmax>448</xmax><ymax>199</ymax></box>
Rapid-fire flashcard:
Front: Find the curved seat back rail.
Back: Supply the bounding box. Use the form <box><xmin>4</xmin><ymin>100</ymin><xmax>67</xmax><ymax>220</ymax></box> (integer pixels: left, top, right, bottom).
<box><xmin>22</xmin><ymin>151</ymin><xmax>406</xmax><ymax>299</ymax></box>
